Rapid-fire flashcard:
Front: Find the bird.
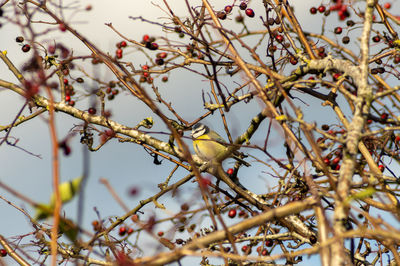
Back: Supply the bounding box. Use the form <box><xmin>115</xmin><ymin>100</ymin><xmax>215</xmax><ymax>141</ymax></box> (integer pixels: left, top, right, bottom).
<box><xmin>191</xmin><ymin>123</ymin><xmax>250</xmax><ymax>167</ymax></box>
<box><xmin>34</xmin><ymin>176</ymin><xmax>83</xmax><ymax>220</ymax></box>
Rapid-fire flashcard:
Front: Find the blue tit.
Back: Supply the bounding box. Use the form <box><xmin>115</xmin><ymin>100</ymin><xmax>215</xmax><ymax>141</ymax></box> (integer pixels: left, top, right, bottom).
<box><xmin>191</xmin><ymin>123</ymin><xmax>250</xmax><ymax>166</ymax></box>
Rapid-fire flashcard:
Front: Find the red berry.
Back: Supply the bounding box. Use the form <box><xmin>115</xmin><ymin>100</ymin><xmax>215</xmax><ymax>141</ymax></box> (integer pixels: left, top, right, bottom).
<box><xmin>381</xmin><ymin>113</ymin><xmax>388</xmax><ymax>120</ymax></box>
<box><xmin>162</xmin><ymin>76</ymin><xmax>168</xmax><ymax>82</ymax></box>
<box><xmin>227</xmin><ymin>168</ymin><xmax>234</xmax><ymax>175</ymax></box>
<box><xmin>324</xmin><ymin>158</ymin><xmax>330</xmax><ymax>165</ymax></box>
<box><xmin>116</xmin><ymin>48</ymin><xmax>123</xmax><ymax>59</ymax></box>
<box><xmin>63</xmin><ymin>78</ymin><xmax>69</xmax><ymax>85</ymax></box>
<box><xmin>289</xmin><ymin>56</ymin><xmax>298</xmax><ymax>65</ymax></box>
<box><xmin>275</xmin><ymin>34</ymin><xmax>284</xmax><ymax>42</ymax></box>
<box><xmin>265</xmin><ymin>239</ymin><xmax>274</xmax><ymax>247</ymax></box>
<box><xmin>129</xmin><ymin>186</ymin><xmax>139</xmax><ymax>196</ymax></box>
<box><xmin>367</xmin><ymin>119</ymin><xmax>372</xmax><ymax>124</ymax></box>
<box><xmin>333</xmin><ymin>73</ymin><xmax>342</xmax><ymax>81</ymax></box>
<box><xmin>384</xmin><ymin>3</ymin><xmax>391</xmax><ymax>9</ymax></box>
<box><xmin>378</xmin><ymin>165</ymin><xmax>385</xmax><ymax>172</ymax></box>
<box><xmin>256</xmin><ymin>246</ymin><xmax>262</xmax><ymax>253</ymax></box>
<box><xmin>65</xmin><ymin>95</ymin><xmax>71</xmax><ymax>102</ymax></box>
<box><xmin>88</xmin><ymin>107</ymin><xmax>96</xmax><ymax>115</ymax></box>
<box><xmin>157</xmin><ymin>231</ymin><xmax>164</xmax><ymax>237</ymax></box>
<box><xmin>372</xmin><ymin>36</ymin><xmax>381</xmax><ymax>42</ymax></box>
<box><xmin>332</xmin><ymin>157</ymin><xmax>341</xmax><ymax>165</ymax></box>
<box><xmin>224</xmin><ymin>5</ymin><xmax>233</xmax><ymax>14</ymax></box>
<box><xmin>159</xmin><ymin>52</ymin><xmax>167</xmax><ymax>58</ymax></box>
<box><xmin>59</xmin><ymin>23</ymin><xmax>67</xmax><ymax>32</ymax></box>
<box><xmin>228</xmin><ymin>209</ymin><xmax>237</xmax><ymax>218</ymax></box>
<box><xmin>261</xmin><ymin>249</ymin><xmax>268</xmax><ymax>256</ymax></box>
<box><xmin>310</xmin><ymin>7</ymin><xmax>317</xmax><ymax>14</ymax></box>
<box><xmin>131</xmin><ymin>214</ymin><xmax>139</xmax><ymax>222</ymax></box>
<box><xmin>334</xmin><ymin>27</ymin><xmax>343</xmax><ymax>34</ymax></box>
<box><xmin>239</xmin><ymin>2</ymin><xmax>247</xmax><ymax>10</ymax></box>
<box><xmin>120</xmin><ymin>41</ymin><xmax>127</xmax><ymax>47</ymax></box>
<box><xmin>395</xmin><ymin>136</ymin><xmax>400</xmax><ymax>143</ymax></box>
<box><xmin>22</xmin><ymin>44</ymin><xmax>31</xmax><ymax>52</ymax></box>
<box><xmin>241</xmin><ymin>245</ymin><xmax>249</xmax><ymax>252</ymax></box>
<box><xmin>318</xmin><ymin>5</ymin><xmax>326</xmax><ymax>13</ymax></box>
<box><xmin>394</xmin><ymin>54</ymin><xmax>400</xmax><ymax>64</ymax></box>
<box><xmin>335</xmin><ymin>164</ymin><xmax>341</xmax><ymax>170</ymax></box>
<box><xmin>0</xmin><ymin>249</ymin><xmax>6</xmax><ymax>257</ymax></box>
<box><xmin>143</xmin><ymin>34</ymin><xmax>150</xmax><ymax>42</ymax></box>
<box><xmin>142</xmin><ymin>65</ymin><xmax>149</xmax><ymax>71</ymax></box>
<box><xmin>245</xmin><ymin>8</ymin><xmax>255</xmax><ymax>18</ymax></box>
<box><xmin>119</xmin><ymin>226</ymin><xmax>127</xmax><ymax>236</ymax></box>
<box><xmin>127</xmin><ymin>228</ymin><xmax>134</xmax><ymax>234</ymax></box>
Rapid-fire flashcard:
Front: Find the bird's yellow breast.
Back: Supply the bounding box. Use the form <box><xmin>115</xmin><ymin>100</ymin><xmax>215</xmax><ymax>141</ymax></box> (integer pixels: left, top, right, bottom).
<box><xmin>193</xmin><ymin>134</ymin><xmax>227</xmax><ymax>161</ymax></box>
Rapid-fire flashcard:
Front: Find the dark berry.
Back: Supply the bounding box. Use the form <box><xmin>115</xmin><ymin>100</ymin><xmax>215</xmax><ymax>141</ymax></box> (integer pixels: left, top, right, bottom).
<box><xmin>239</xmin><ymin>2</ymin><xmax>247</xmax><ymax>10</ymax></box>
<box><xmin>155</xmin><ymin>58</ymin><xmax>164</xmax><ymax>65</ymax></box>
<box><xmin>342</xmin><ymin>36</ymin><xmax>350</xmax><ymax>44</ymax></box>
<box><xmin>310</xmin><ymin>235</ymin><xmax>317</xmax><ymax>244</ymax></box>
<box><xmin>310</xmin><ymin>7</ymin><xmax>317</xmax><ymax>14</ymax></box>
<box><xmin>321</xmin><ymin>124</ymin><xmax>330</xmax><ymax>131</ymax></box>
<box><xmin>334</xmin><ymin>27</ymin><xmax>343</xmax><ymax>34</ymax></box>
<box><xmin>22</xmin><ymin>44</ymin><xmax>31</xmax><ymax>52</ymax></box>
<box><xmin>149</xmin><ymin>42</ymin><xmax>158</xmax><ymax>50</ymax></box>
<box><xmin>245</xmin><ymin>8</ymin><xmax>255</xmax><ymax>18</ymax></box>
<box><xmin>88</xmin><ymin>107</ymin><xmax>96</xmax><ymax>115</ymax></box>
<box><xmin>217</xmin><ymin>11</ymin><xmax>227</xmax><ymax>20</ymax></box>
<box><xmin>265</xmin><ymin>239</ymin><xmax>274</xmax><ymax>247</ymax></box>
<box><xmin>16</xmin><ymin>36</ymin><xmax>24</xmax><ymax>42</ymax></box>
